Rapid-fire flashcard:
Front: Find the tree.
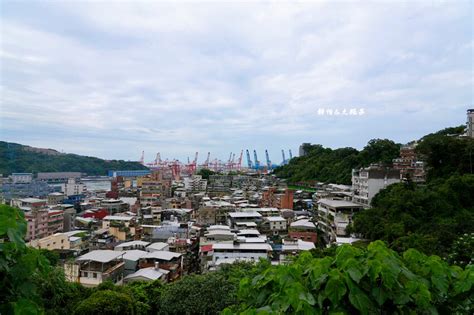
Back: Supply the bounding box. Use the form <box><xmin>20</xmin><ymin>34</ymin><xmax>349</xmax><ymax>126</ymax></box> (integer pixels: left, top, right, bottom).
<box><xmin>348</xmin><ymin>174</ymin><xmax>474</xmax><ymax>256</ymax></box>
<box><xmin>73</xmin><ymin>290</ymin><xmax>133</xmax><ymax>315</ymax></box>
<box><xmin>228</xmin><ymin>241</ymin><xmax>473</xmax><ymax>314</ymax></box>
<box><xmin>196</xmin><ymin>168</ymin><xmax>215</xmax><ymax>180</ymax></box>
<box><xmin>0</xmin><ymin>205</ymin><xmax>53</xmax><ymax>314</ymax></box>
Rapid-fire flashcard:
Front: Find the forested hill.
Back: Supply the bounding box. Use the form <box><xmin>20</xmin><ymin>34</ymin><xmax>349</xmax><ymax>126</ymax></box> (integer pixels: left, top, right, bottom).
<box><xmin>274</xmin><ymin>125</ymin><xmax>472</xmax><ymax>184</ymax></box>
<box><xmin>0</xmin><ymin>141</ymin><xmax>148</xmax><ymax>176</ymax></box>
<box><xmin>273</xmin><ymin>139</ymin><xmax>401</xmax><ymax>184</ymax></box>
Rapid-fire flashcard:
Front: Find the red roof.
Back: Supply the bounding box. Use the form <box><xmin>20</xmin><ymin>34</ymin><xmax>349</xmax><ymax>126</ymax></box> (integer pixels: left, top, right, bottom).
<box><xmin>200</xmin><ymin>244</ymin><xmax>213</xmax><ymax>252</ymax></box>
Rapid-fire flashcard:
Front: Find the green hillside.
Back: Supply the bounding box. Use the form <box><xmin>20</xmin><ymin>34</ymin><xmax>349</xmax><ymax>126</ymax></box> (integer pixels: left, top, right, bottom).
<box><xmin>0</xmin><ymin>141</ymin><xmax>148</xmax><ymax>176</ymax></box>
<box><xmin>274</xmin><ymin>125</ymin><xmax>472</xmax><ymax>185</ymax></box>
<box><xmin>273</xmin><ymin>139</ymin><xmax>401</xmax><ymax>184</ymax></box>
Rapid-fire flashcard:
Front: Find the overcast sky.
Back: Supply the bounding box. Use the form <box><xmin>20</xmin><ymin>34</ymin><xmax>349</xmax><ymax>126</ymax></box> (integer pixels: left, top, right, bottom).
<box><xmin>1</xmin><ymin>0</ymin><xmax>472</xmax><ymax>163</ymax></box>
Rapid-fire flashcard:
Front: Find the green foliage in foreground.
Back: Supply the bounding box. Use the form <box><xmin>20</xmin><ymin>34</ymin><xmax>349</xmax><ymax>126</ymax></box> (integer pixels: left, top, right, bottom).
<box><xmin>227</xmin><ymin>242</ymin><xmax>473</xmax><ymax>314</ymax></box>
<box><xmin>349</xmin><ymin>174</ymin><xmax>474</xmax><ymax>257</ymax></box>
<box><xmin>274</xmin><ymin>139</ymin><xmax>400</xmax><ymax>184</ymax></box>
<box><xmin>0</xmin><ymin>141</ymin><xmax>148</xmax><ymax>176</ymax></box>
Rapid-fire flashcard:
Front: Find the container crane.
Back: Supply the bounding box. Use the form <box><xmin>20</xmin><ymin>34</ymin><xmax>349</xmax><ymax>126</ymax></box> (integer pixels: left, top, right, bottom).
<box><xmin>265</xmin><ymin>149</ymin><xmax>272</xmax><ymax>171</ymax></box>
<box><xmin>253</xmin><ymin>150</ymin><xmax>260</xmax><ymax>170</ymax></box>
<box><xmin>281</xmin><ymin>149</ymin><xmax>287</xmax><ymax>165</ymax></box>
<box><xmin>246</xmin><ymin>149</ymin><xmax>252</xmax><ymax>168</ymax></box>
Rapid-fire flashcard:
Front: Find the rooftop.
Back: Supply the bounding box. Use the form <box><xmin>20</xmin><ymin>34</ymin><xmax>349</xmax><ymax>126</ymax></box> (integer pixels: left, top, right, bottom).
<box><xmin>228</xmin><ymin>212</ymin><xmax>262</xmax><ymax>218</ymax></box>
<box><xmin>124</xmin><ymin>267</ymin><xmax>169</xmax><ymax>281</ymax></box>
<box><xmin>103</xmin><ymin>215</ymin><xmax>135</xmax><ymax>221</ymax></box>
<box><xmin>122</xmin><ymin>250</ymin><xmax>148</xmax><ymax>261</ymax></box>
<box><xmin>318</xmin><ymin>199</ymin><xmax>362</xmax><ymax>208</ymax></box>
<box><xmin>142</xmin><ymin>251</ymin><xmax>182</xmax><ymax>261</ymax></box>
<box><xmin>213</xmin><ymin>243</ymin><xmax>272</xmax><ymax>251</ymax></box>
<box><xmin>146</xmin><ymin>242</ymin><xmax>169</xmax><ymax>251</ymax></box>
<box><xmin>115</xmin><ymin>240</ymin><xmax>150</xmax><ymax>249</ymax></box>
<box><xmin>77</xmin><ymin>250</ymin><xmax>124</xmax><ymax>263</ymax></box>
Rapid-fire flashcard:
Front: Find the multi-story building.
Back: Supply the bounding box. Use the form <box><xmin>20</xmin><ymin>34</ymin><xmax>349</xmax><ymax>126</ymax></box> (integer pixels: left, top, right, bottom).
<box><xmin>261</xmin><ymin>216</ymin><xmax>287</xmax><ymax>236</ymax></box>
<box><xmin>393</xmin><ymin>143</ymin><xmax>426</xmax><ymax>183</ymax></box>
<box><xmin>197</xmin><ymin>200</ymin><xmax>236</xmax><ymax>225</ymax></box>
<box><xmin>65</xmin><ymin>250</ymin><xmax>125</xmax><ymax>287</ymax></box>
<box><xmin>47</xmin><ymin>192</ymin><xmax>65</xmax><ymax>205</ymax></box>
<box><xmin>29</xmin><ymin>232</ymin><xmax>71</xmax><ymax>250</ymax></box>
<box><xmin>211</xmin><ymin>243</ymin><xmax>272</xmax><ymax>268</ymax></box>
<box><xmin>316</xmin><ymin>199</ymin><xmax>363</xmax><ymax>243</ymax></box>
<box><xmin>260</xmin><ymin>188</ymin><xmax>294</xmax><ymax>209</ymax></box>
<box><xmin>183</xmin><ymin>175</ymin><xmax>207</xmax><ymax>192</ymax></box>
<box><xmin>61</xmin><ymin>178</ymin><xmax>86</xmax><ymax>197</ymax></box>
<box><xmin>25</xmin><ymin>209</ymin><xmax>49</xmax><ymax>241</ymax></box>
<box><xmin>10</xmin><ymin>173</ymin><xmax>33</xmax><ymax>184</ymax></box>
<box><xmin>288</xmin><ymin>219</ymin><xmax>317</xmax><ymax>243</ymax></box>
<box><xmin>37</xmin><ymin>172</ymin><xmax>82</xmax><ymax>183</ymax></box>
<box><xmin>100</xmin><ymin>199</ymin><xmax>129</xmax><ymax>214</ymax></box>
<box><xmin>352</xmin><ymin>166</ymin><xmax>400</xmax><ymax>207</ymax></box>
<box><xmin>48</xmin><ymin>209</ymin><xmax>64</xmax><ymax>234</ymax></box>
<box><xmin>467</xmin><ymin>109</ymin><xmax>474</xmax><ymax>138</ymax></box>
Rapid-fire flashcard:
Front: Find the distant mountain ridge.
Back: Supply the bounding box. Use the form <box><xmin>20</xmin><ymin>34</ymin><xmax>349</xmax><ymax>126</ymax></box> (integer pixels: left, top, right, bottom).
<box><xmin>0</xmin><ymin>141</ymin><xmax>148</xmax><ymax>176</ymax></box>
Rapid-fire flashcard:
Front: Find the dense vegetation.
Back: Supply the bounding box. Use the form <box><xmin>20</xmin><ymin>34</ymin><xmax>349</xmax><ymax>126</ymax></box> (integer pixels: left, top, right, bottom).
<box><xmin>0</xmin><ymin>141</ymin><xmax>148</xmax><ymax>176</ymax></box>
<box><xmin>348</xmin><ymin>174</ymin><xmax>474</xmax><ymax>257</ymax></box>
<box><xmin>273</xmin><ymin>139</ymin><xmax>400</xmax><ymax>184</ymax></box>
<box><xmin>416</xmin><ymin>126</ymin><xmax>474</xmax><ymax>180</ymax></box>
<box><xmin>2</xmin><ymin>204</ymin><xmax>472</xmax><ymax>314</ymax></box>
<box><xmin>228</xmin><ymin>242</ymin><xmax>473</xmax><ymax>314</ymax></box>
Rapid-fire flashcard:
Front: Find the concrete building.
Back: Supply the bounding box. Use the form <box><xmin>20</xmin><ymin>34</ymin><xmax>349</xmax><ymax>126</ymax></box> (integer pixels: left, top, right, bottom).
<box><xmin>100</xmin><ymin>199</ymin><xmax>129</xmax><ymax>214</ymax></box>
<box><xmin>211</xmin><ymin>243</ymin><xmax>272</xmax><ymax>267</ymax></box>
<box><xmin>108</xmin><ymin>170</ymin><xmax>151</xmax><ymax>178</ymax></box>
<box><xmin>352</xmin><ymin>166</ymin><xmax>400</xmax><ymax>207</ymax></box>
<box><xmin>61</xmin><ymin>178</ymin><xmax>86</xmax><ymax>197</ymax></box>
<box><xmin>10</xmin><ymin>173</ymin><xmax>33</xmax><ymax>184</ymax></box>
<box><xmin>65</xmin><ymin>250</ymin><xmax>125</xmax><ymax>287</ymax></box>
<box><xmin>288</xmin><ymin>219</ymin><xmax>317</xmax><ymax>243</ymax></box>
<box><xmin>37</xmin><ymin>172</ymin><xmax>82</xmax><ymax>183</ymax></box>
<box><xmin>260</xmin><ymin>188</ymin><xmax>294</xmax><ymax>209</ymax></box>
<box><xmin>227</xmin><ymin>211</ymin><xmax>263</xmax><ymax>228</ymax></box>
<box><xmin>183</xmin><ymin>175</ymin><xmax>207</xmax><ymax>192</ymax></box>
<box><xmin>317</xmin><ymin>199</ymin><xmax>363</xmax><ymax>243</ymax></box>
<box><xmin>467</xmin><ymin>109</ymin><xmax>474</xmax><ymax>138</ymax></box>
<box><xmin>48</xmin><ymin>209</ymin><xmax>64</xmax><ymax>234</ymax></box>
<box><xmin>47</xmin><ymin>192</ymin><xmax>65</xmax><ymax>205</ymax></box>
<box><xmin>393</xmin><ymin>143</ymin><xmax>426</xmax><ymax>183</ymax></box>
<box><xmin>261</xmin><ymin>216</ymin><xmax>287</xmax><ymax>235</ymax></box>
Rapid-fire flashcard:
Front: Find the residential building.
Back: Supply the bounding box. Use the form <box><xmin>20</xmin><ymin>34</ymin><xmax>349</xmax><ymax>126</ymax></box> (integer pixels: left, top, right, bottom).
<box><xmin>316</xmin><ymin>199</ymin><xmax>363</xmax><ymax>243</ymax></box>
<box><xmin>393</xmin><ymin>143</ymin><xmax>426</xmax><ymax>182</ymax></box>
<box><xmin>65</xmin><ymin>250</ymin><xmax>125</xmax><ymax>287</ymax></box>
<box><xmin>100</xmin><ymin>199</ymin><xmax>129</xmax><ymax>214</ymax></box>
<box><xmin>114</xmin><ymin>240</ymin><xmax>150</xmax><ymax>251</ymax></box>
<box><xmin>352</xmin><ymin>166</ymin><xmax>400</xmax><ymax>207</ymax></box>
<box><xmin>288</xmin><ymin>219</ymin><xmax>317</xmax><ymax>243</ymax></box>
<box><xmin>61</xmin><ymin>178</ymin><xmax>86</xmax><ymax>197</ymax></box>
<box><xmin>48</xmin><ymin>209</ymin><xmax>64</xmax><ymax>234</ymax></box>
<box><xmin>183</xmin><ymin>175</ymin><xmax>207</xmax><ymax>192</ymax></box>
<box><xmin>260</xmin><ymin>188</ymin><xmax>294</xmax><ymax>209</ymax></box>
<box><xmin>261</xmin><ymin>216</ymin><xmax>287</xmax><ymax>236</ymax></box>
<box><xmin>124</xmin><ymin>265</ymin><xmax>170</xmax><ymax>283</ymax></box>
<box><xmin>211</xmin><ymin>243</ymin><xmax>272</xmax><ymax>267</ymax></box>
<box><xmin>29</xmin><ymin>233</ymin><xmax>70</xmax><ymax>250</ymax></box>
<box><xmin>227</xmin><ymin>211</ymin><xmax>263</xmax><ymax>228</ymax></box>
<box><xmin>47</xmin><ymin>192</ymin><xmax>65</xmax><ymax>205</ymax></box>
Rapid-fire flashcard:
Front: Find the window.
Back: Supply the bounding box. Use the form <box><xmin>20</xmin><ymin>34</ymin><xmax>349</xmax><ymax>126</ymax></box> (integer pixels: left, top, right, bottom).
<box><xmin>93</xmin><ymin>273</ymin><xmax>97</xmax><ymax>279</ymax></box>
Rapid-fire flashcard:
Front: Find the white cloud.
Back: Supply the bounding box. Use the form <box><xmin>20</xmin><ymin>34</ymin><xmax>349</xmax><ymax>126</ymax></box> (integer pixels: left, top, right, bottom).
<box><xmin>0</xmin><ymin>0</ymin><xmax>472</xmax><ymax>161</ymax></box>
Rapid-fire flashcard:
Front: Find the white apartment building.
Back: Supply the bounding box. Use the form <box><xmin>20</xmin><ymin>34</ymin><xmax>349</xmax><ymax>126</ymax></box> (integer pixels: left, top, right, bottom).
<box><xmin>352</xmin><ymin>166</ymin><xmax>400</xmax><ymax>207</ymax></box>
<box><xmin>61</xmin><ymin>178</ymin><xmax>86</xmax><ymax>196</ymax></box>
